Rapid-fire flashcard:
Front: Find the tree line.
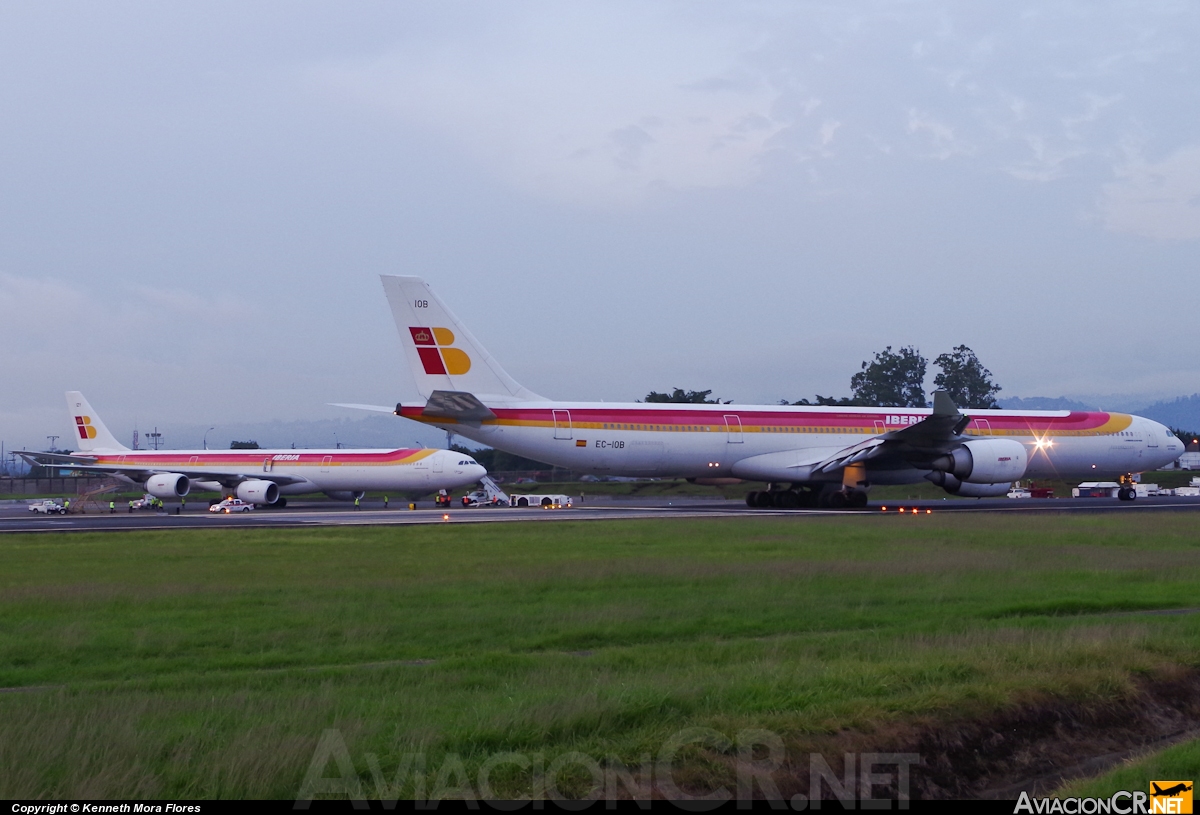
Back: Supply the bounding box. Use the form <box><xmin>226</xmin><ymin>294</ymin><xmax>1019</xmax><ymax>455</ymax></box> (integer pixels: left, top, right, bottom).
<box><xmin>644</xmin><ymin>345</ymin><xmax>1002</xmax><ymax>409</ymax></box>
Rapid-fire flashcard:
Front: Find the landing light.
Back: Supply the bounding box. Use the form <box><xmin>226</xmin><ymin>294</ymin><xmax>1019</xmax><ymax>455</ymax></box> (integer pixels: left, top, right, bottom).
<box><xmin>442</xmin><ymin>513</ymin><xmax>450</xmax><ymax>521</ymax></box>
<box><xmin>881</xmin><ymin>506</ymin><xmax>887</xmax><ymax>511</ymax></box>
<box><xmin>912</xmin><ymin>508</ymin><xmax>918</xmax><ymax>515</ymax></box>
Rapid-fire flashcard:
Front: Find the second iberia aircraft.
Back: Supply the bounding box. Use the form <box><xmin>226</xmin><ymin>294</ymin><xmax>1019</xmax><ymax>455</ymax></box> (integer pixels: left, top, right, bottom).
<box><xmin>364</xmin><ymin>275</ymin><xmax>1184</xmax><ymax>508</ymax></box>
<box><xmin>19</xmin><ymin>392</ymin><xmax>486</xmax><ymax>506</ymax></box>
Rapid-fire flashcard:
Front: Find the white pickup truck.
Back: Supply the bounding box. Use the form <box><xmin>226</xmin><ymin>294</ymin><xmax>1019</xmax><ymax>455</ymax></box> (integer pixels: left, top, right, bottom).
<box><xmin>28</xmin><ymin>500</ymin><xmax>67</xmax><ymax>515</ymax></box>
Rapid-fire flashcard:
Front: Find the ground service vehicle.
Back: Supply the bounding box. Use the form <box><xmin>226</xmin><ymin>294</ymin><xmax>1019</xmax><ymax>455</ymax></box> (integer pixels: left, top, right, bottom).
<box><xmin>209</xmin><ymin>498</ymin><xmax>253</xmax><ymax>513</ymax></box>
<box><xmin>509</xmin><ymin>493</ymin><xmax>572</xmax><ymax>508</ymax></box>
<box><xmin>28</xmin><ymin>500</ymin><xmax>66</xmax><ymax>515</ymax></box>
<box><xmin>460</xmin><ymin>476</ymin><xmax>510</xmax><ymax>507</ymax></box>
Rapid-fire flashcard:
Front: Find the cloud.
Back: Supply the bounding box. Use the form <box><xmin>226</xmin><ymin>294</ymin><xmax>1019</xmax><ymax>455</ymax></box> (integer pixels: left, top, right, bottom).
<box><xmin>1100</xmin><ymin>145</ymin><xmax>1200</xmax><ymax>240</ymax></box>
<box><xmin>304</xmin><ymin>9</ymin><xmax>789</xmax><ymax>206</ymax></box>
<box><xmin>0</xmin><ymin>272</ymin><xmax>256</xmax><ymax>393</ymax></box>
<box><xmin>906</xmin><ymin>108</ymin><xmax>972</xmax><ymax>159</ymax></box>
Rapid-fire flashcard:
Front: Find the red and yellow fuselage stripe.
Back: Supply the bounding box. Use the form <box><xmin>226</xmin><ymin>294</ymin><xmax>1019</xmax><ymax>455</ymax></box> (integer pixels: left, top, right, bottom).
<box><xmin>398</xmin><ymin>406</ymin><xmax>1133</xmax><ymax>437</ymax></box>
<box><xmin>90</xmin><ymin>449</ymin><xmax>437</xmax><ymax>467</ymax></box>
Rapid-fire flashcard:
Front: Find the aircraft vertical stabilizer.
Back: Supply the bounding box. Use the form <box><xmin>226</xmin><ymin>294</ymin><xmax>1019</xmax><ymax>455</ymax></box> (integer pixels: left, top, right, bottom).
<box><xmin>65</xmin><ymin>391</ymin><xmax>129</xmax><ymax>452</ymax></box>
<box><xmin>381</xmin><ymin>275</ymin><xmax>545</xmax><ymax>403</ymax></box>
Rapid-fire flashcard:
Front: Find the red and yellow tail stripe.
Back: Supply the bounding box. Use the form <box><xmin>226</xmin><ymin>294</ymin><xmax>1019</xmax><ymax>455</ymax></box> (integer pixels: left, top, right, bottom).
<box><xmin>74</xmin><ymin>415</ymin><xmax>98</xmax><ymax>440</ymax></box>
<box><xmin>409</xmin><ymin>327</ymin><xmax>471</xmax><ymax>376</ymax></box>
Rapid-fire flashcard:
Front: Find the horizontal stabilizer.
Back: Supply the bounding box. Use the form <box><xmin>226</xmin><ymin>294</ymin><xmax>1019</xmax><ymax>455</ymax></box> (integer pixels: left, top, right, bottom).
<box><xmin>420</xmin><ymin>390</ymin><xmax>497</xmax><ymax>423</ymax></box>
<box><xmin>330</xmin><ymin>403</ymin><xmax>398</xmax><ymax>413</ymax></box>
<box><xmin>14</xmin><ymin>450</ymin><xmax>97</xmax><ymax>467</ymax></box>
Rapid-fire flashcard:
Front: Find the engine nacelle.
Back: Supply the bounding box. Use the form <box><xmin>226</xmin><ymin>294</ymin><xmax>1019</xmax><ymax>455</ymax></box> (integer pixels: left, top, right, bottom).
<box><xmin>236</xmin><ymin>480</ymin><xmax>280</xmax><ymax>505</ymax></box>
<box><xmin>925</xmin><ymin>472</ymin><xmax>1012</xmax><ymax>498</ymax></box>
<box><xmin>145</xmin><ymin>473</ymin><xmax>190</xmax><ymax>498</ymax></box>
<box><xmin>324</xmin><ymin>490</ymin><xmax>366</xmax><ymax>502</ymax></box>
<box><xmin>928</xmin><ymin>438</ymin><xmax>1028</xmax><ymax>484</ymax></box>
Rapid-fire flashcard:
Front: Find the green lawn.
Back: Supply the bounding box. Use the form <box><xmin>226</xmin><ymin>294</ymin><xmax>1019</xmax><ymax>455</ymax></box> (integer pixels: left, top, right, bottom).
<box><xmin>1058</xmin><ymin>737</ymin><xmax>1200</xmax><ymax>799</ymax></box>
<box><xmin>1</xmin><ymin>514</ymin><xmax>1199</xmax><ymax>798</ymax></box>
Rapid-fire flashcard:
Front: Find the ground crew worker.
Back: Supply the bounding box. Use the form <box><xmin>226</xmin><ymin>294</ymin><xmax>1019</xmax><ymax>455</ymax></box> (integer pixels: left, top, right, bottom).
<box><xmin>181</xmin><ymin>497</ymin><xmax>186</xmax><ymax>512</ymax></box>
<box><xmin>109</xmin><ymin>500</ymin><xmax>115</xmax><ymax>514</ymax></box>
<box><xmin>128</xmin><ymin>500</ymin><xmax>134</xmax><ymax>513</ymax></box>
<box><xmin>384</xmin><ymin>496</ymin><xmax>389</xmax><ymax>509</ymax></box>
<box><xmin>354</xmin><ymin>496</ymin><xmax>361</xmax><ymax>510</ymax></box>
<box><xmin>64</xmin><ymin>499</ymin><xmax>70</xmax><ymax>513</ymax></box>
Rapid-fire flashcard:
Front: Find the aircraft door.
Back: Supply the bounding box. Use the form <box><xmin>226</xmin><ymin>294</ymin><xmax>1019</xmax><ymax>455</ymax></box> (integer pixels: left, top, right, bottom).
<box><xmin>724</xmin><ymin>414</ymin><xmax>743</xmax><ymax>443</ymax></box>
<box><xmin>321</xmin><ymin>455</ymin><xmax>333</xmax><ymax>473</ymax></box>
<box><xmin>553</xmin><ymin>410</ymin><xmax>572</xmax><ymax>440</ymax></box>
<box><xmin>975</xmin><ymin>419</ymin><xmax>992</xmax><ymax>436</ymax></box>
<box><xmin>263</xmin><ymin>457</ymin><xmax>273</xmax><ymax>473</ymax></box>
<box><xmin>1148</xmin><ymin>429</ymin><xmax>1159</xmax><ymax>448</ymax></box>
<box><xmin>434</xmin><ymin>454</ymin><xmax>444</xmax><ymax>473</ymax></box>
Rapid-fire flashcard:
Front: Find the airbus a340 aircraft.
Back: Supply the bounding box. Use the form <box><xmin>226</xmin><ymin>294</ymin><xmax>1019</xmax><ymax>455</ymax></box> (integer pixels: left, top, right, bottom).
<box><xmin>18</xmin><ymin>392</ymin><xmax>486</xmax><ymax>506</ymax></box>
<box><xmin>364</xmin><ymin>275</ymin><xmax>1183</xmax><ymax>508</ymax></box>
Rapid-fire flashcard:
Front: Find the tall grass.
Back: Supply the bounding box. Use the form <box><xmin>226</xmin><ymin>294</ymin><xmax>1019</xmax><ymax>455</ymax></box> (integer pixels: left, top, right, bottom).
<box><xmin>0</xmin><ymin>514</ymin><xmax>1198</xmax><ymax>797</ymax></box>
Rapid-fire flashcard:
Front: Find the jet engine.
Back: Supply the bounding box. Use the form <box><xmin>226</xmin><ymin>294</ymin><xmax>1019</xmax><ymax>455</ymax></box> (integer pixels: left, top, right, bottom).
<box><xmin>145</xmin><ymin>473</ymin><xmax>190</xmax><ymax>498</ymax></box>
<box><xmin>924</xmin><ymin>472</ymin><xmax>1011</xmax><ymax>497</ymax></box>
<box><xmin>236</xmin><ymin>480</ymin><xmax>279</xmax><ymax>505</ymax></box>
<box><xmin>927</xmin><ymin>438</ymin><xmax>1028</xmax><ymax>484</ymax></box>
<box><xmin>324</xmin><ymin>490</ymin><xmax>366</xmax><ymax>502</ymax></box>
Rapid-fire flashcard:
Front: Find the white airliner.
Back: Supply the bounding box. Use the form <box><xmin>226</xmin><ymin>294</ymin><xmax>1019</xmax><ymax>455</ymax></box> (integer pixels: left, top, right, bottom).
<box><xmin>358</xmin><ymin>276</ymin><xmax>1183</xmax><ymax>508</ymax></box>
<box><xmin>18</xmin><ymin>392</ymin><xmax>486</xmax><ymax>506</ymax></box>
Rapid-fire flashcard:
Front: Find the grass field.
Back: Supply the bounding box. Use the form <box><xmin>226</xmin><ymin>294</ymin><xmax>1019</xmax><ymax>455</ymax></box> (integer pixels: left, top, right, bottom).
<box><xmin>1058</xmin><ymin>737</ymin><xmax>1200</xmax><ymax>798</ymax></box>
<box><xmin>1</xmin><ymin>513</ymin><xmax>1199</xmax><ymax>799</ymax></box>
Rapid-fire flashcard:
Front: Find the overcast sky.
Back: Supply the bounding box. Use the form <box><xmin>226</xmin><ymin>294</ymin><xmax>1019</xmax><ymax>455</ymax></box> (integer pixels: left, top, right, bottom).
<box><xmin>2</xmin><ymin>1</ymin><xmax>1198</xmax><ymax>450</ymax></box>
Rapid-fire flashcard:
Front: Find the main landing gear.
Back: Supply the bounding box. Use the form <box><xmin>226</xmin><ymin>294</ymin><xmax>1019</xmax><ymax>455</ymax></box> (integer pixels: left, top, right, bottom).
<box><xmin>1117</xmin><ymin>473</ymin><xmax>1138</xmax><ymax>502</ymax></box>
<box><xmin>745</xmin><ymin>486</ymin><xmax>869</xmax><ymax>510</ymax></box>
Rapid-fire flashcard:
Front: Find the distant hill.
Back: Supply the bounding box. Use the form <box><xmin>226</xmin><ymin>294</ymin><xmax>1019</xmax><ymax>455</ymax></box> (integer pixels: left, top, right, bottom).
<box><xmin>126</xmin><ymin>414</ymin><xmax>455</xmax><ymax>452</ymax></box>
<box><xmin>1136</xmin><ymin>394</ymin><xmax>1200</xmax><ymax>434</ymax></box>
<box><xmin>998</xmin><ymin>394</ymin><xmax>1200</xmax><ymax>434</ymax></box>
<box><xmin>998</xmin><ymin>396</ymin><xmax>1097</xmax><ymax>411</ymax></box>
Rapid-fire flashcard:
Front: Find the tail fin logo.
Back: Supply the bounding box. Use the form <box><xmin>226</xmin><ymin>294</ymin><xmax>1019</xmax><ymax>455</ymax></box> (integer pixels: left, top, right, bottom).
<box><xmin>409</xmin><ymin>327</ymin><xmax>471</xmax><ymax>376</ymax></box>
<box><xmin>75</xmin><ymin>416</ymin><xmax>97</xmax><ymax>440</ymax></box>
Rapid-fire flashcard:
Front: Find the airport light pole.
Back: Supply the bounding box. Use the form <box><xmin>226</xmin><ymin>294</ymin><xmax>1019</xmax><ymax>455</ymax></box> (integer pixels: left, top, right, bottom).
<box><xmin>203</xmin><ymin>427</ymin><xmax>215</xmax><ymax>450</ymax></box>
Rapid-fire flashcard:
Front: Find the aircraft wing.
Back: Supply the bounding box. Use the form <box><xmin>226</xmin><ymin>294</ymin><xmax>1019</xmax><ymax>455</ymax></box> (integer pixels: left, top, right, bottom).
<box><xmin>15</xmin><ymin>452</ymin><xmax>309</xmax><ymax>487</ymax></box>
<box><xmin>811</xmin><ymin>392</ymin><xmax>973</xmax><ymax>475</ymax></box>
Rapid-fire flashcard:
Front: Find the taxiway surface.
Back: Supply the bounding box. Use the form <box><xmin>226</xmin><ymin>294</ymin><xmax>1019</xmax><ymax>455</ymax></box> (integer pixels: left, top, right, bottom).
<box><xmin>3</xmin><ymin>495</ymin><xmax>1200</xmax><ymax>533</ymax></box>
